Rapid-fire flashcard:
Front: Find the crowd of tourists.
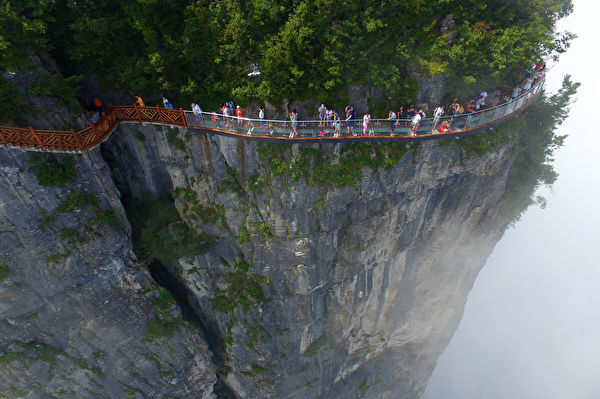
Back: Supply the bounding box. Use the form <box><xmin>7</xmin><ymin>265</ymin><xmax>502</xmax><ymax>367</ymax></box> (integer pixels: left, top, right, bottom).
<box><xmin>118</xmin><ymin>62</ymin><xmax>546</xmax><ymax>138</ymax></box>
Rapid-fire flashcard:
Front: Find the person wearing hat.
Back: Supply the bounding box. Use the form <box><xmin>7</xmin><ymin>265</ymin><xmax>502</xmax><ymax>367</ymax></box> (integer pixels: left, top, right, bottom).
<box><xmin>236</xmin><ymin>105</ymin><xmax>243</xmax><ymax>126</ymax></box>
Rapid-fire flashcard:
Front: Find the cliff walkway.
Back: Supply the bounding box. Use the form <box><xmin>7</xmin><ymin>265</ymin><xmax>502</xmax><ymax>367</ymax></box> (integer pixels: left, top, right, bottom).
<box><xmin>0</xmin><ymin>79</ymin><xmax>544</xmax><ymax>153</ymax></box>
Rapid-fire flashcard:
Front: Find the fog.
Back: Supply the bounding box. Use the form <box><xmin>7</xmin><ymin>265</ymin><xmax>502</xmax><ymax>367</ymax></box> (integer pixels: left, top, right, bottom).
<box><xmin>423</xmin><ymin>0</ymin><xmax>600</xmax><ymax>398</ymax></box>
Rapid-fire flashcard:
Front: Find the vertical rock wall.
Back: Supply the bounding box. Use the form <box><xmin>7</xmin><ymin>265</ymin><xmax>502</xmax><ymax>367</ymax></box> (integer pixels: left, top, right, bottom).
<box><xmin>102</xmin><ymin>123</ymin><xmax>517</xmax><ymax>399</ymax></box>
<box><xmin>0</xmin><ymin>148</ymin><xmax>216</xmax><ymax>398</ymax></box>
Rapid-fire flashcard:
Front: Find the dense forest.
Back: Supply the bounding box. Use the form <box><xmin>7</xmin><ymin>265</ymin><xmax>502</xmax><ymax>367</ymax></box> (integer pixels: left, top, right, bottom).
<box><xmin>1</xmin><ymin>0</ymin><xmax>573</xmax><ymax>119</ymax></box>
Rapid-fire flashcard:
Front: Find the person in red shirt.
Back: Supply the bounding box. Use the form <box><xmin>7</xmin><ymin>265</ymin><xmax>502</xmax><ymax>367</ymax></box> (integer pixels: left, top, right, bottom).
<box><xmin>439</xmin><ymin>120</ymin><xmax>450</xmax><ymax>133</ymax></box>
<box><xmin>465</xmin><ymin>100</ymin><xmax>475</xmax><ymax>128</ymax></box>
<box><xmin>93</xmin><ymin>97</ymin><xmax>102</xmax><ymax>113</ymax></box>
<box><xmin>236</xmin><ymin>105</ymin><xmax>243</xmax><ymax>126</ymax></box>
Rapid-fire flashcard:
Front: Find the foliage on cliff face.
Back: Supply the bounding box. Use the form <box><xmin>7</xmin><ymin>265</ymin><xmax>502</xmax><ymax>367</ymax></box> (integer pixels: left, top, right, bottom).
<box><xmin>439</xmin><ymin>75</ymin><xmax>578</xmax><ymax>223</ymax></box>
<box><xmin>256</xmin><ymin>142</ymin><xmax>415</xmax><ymax>189</ymax></box>
<box><xmin>28</xmin><ymin>154</ymin><xmax>76</xmax><ymax>187</ymax></box>
<box><xmin>499</xmin><ymin>75</ymin><xmax>579</xmax><ymax>223</ymax></box>
<box><xmin>127</xmin><ymin>195</ymin><xmax>213</xmax><ymax>264</ymax></box>
<box><xmin>0</xmin><ymin>77</ymin><xmax>25</xmax><ymax>123</ymax></box>
<box><xmin>0</xmin><ymin>0</ymin><xmax>573</xmax><ymax>112</ymax></box>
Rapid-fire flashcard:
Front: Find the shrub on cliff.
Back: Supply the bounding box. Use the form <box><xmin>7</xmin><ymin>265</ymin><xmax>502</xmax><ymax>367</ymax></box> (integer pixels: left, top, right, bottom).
<box><xmin>0</xmin><ymin>78</ymin><xmax>25</xmax><ymax>124</ymax></box>
<box><xmin>127</xmin><ymin>195</ymin><xmax>213</xmax><ymax>265</ymax></box>
<box><xmin>28</xmin><ymin>154</ymin><xmax>76</xmax><ymax>187</ymax></box>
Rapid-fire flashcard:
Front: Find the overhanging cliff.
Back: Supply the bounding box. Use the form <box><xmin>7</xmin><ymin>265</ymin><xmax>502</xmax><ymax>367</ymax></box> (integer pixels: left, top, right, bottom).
<box><xmin>99</xmin><ymin>122</ymin><xmax>519</xmax><ymax>399</ymax></box>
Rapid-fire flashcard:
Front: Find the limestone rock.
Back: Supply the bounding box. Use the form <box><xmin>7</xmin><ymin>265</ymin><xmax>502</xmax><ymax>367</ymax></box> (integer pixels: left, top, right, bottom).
<box><xmin>0</xmin><ymin>147</ymin><xmax>217</xmax><ymax>399</ymax></box>
<box><xmin>103</xmin><ymin>123</ymin><xmax>518</xmax><ymax>399</ymax></box>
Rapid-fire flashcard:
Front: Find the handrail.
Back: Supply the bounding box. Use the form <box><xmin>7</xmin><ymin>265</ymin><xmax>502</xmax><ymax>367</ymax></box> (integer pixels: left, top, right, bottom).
<box><xmin>0</xmin><ymin>78</ymin><xmax>544</xmax><ymax>153</ymax></box>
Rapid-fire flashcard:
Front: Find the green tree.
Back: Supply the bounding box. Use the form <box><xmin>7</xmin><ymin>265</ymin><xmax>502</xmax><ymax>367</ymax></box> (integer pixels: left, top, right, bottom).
<box><xmin>0</xmin><ymin>0</ymin><xmax>575</xmax><ymax>112</ymax></box>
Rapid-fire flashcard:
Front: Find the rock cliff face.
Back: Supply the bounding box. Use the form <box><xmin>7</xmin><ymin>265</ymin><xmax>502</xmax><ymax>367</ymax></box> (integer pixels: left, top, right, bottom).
<box><xmin>0</xmin><ymin>148</ymin><xmax>216</xmax><ymax>398</ymax></box>
<box><xmin>1</xmin><ymin>52</ymin><xmax>87</xmax><ymax>130</ymax></box>
<box><xmin>99</xmin><ymin>122</ymin><xmax>517</xmax><ymax>399</ymax></box>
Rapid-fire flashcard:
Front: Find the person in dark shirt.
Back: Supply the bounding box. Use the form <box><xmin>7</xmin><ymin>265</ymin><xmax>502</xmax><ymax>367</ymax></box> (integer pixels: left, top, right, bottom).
<box><xmin>346</xmin><ymin>106</ymin><xmax>355</xmax><ymax>135</ymax></box>
<box><xmin>397</xmin><ymin>106</ymin><xmax>404</xmax><ymax>125</ymax></box>
<box><xmin>406</xmin><ymin>104</ymin><xmax>416</xmax><ymax>120</ymax></box>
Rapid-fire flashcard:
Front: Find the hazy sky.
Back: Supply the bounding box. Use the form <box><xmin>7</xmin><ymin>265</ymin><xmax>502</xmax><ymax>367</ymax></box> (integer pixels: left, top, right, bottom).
<box><xmin>423</xmin><ymin>1</ymin><xmax>600</xmax><ymax>398</ymax></box>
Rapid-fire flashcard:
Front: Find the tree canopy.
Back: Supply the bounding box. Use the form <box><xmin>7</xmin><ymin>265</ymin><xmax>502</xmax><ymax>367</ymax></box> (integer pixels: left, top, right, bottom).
<box><xmin>0</xmin><ymin>0</ymin><xmax>574</xmax><ymax>112</ymax></box>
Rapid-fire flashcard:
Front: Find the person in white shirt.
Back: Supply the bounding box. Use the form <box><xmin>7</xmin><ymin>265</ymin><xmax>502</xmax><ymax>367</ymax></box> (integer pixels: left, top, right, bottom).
<box><xmin>191</xmin><ymin>103</ymin><xmax>202</xmax><ymax>123</ymax></box>
<box><xmin>511</xmin><ymin>86</ymin><xmax>522</xmax><ymax>99</ymax></box>
<box><xmin>326</xmin><ymin>109</ymin><xmax>333</xmax><ymax>126</ymax></box>
<box><xmin>259</xmin><ymin>107</ymin><xmax>265</xmax><ymax>127</ymax></box>
<box><xmin>318</xmin><ymin>104</ymin><xmax>327</xmax><ymax>126</ymax></box>
<box><xmin>363</xmin><ymin>113</ymin><xmax>371</xmax><ymax>136</ymax></box>
<box><xmin>475</xmin><ymin>96</ymin><xmax>484</xmax><ymax>111</ymax></box>
<box><xmin>411</xmin><ymin>112</ymin><xmax>422</xmax><ymax>135</ymax></box>
<box><xmin>432</xmin><ymin>105</ymin><xmax>444</xmax><ymax>132</ymax></box>
<box><xmin>388</xmin><ymin>110</ymin><xmax>397</xmax><ymax>135</ymax></box>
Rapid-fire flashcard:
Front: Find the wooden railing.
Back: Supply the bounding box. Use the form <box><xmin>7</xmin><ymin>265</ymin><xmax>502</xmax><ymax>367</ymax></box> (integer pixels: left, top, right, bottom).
<box><xmin>0</xmin><ymin>78</ymin><xmax>543</xmax><ymax>153</ymax></box>
<box><xmin>0</xmin><ymin>105</ymin><xmax>187</xmax><ymax>153</ymax></box>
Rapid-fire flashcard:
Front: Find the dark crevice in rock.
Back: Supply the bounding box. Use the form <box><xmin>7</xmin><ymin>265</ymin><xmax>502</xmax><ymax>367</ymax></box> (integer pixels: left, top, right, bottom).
<box><xmin>99</xmin><ymin>141</ymin><xmax>236</xmax><ymax>399</ymax></box>
<box><xmin>147</xmin><ymin>260</ymin><xmax>203</xmax><ymax>328</ymax></box>
<box><xmin>145</xmin><ymin>259</ymin><xmax>226</xmax><ymax>365</ymax></box>
<box><xmin>146</xmin><ymin>261</ymin><xmax>239</xmax><ymax>399</ymax></box>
